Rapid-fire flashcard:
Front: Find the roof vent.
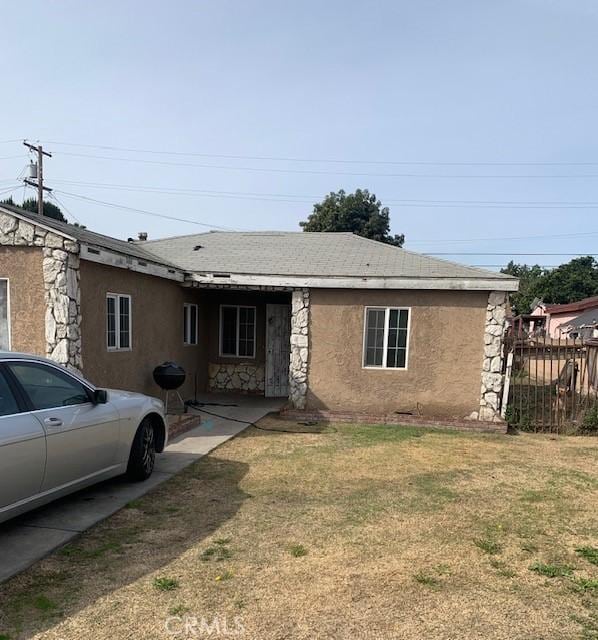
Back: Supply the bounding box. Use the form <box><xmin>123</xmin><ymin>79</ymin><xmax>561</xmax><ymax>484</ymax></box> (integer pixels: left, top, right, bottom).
<box><xmin>138</xmin><ymin>232</ymin><xmax>148</xmax><ymax>241</ymax></box>
<box><xmin>193</xmin><ymin>245</ymin><xmax>203</xmax><ymax>251</ymax></box>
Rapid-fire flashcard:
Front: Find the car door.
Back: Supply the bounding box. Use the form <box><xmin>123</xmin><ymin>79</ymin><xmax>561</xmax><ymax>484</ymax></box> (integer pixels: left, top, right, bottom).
<box><xmin>6</xmin><ymin>360</ymin><xmax>121</xmax><ymax>492</ymax></box>
<box><xmin>0</xmin><ymin>366</ymin><xmax>46</xmax><ymax>510</ymax></box>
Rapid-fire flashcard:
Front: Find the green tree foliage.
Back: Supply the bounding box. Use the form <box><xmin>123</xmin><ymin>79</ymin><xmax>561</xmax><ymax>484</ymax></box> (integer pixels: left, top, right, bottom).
<box><xmin>539</xmin><ymin>256</ymin><xmax>598</xmax><ymax>305</ymax></box>
<box><xmin>0</xmin><ymin>196</ymin><xmax>67</xmax><ymax>223</ymax></box>
<box><xmin>502</xmin><ymin>257</ymin><xmax>598</xmax><ymax>314</ymax></box>
<box><xmin>300</xmin><ymin>189</ymin><xmax>404</xmax><ymax>247</ymax></box>
<box><xmin>501</xmin><ymin>261</ymin><xmax>545</xmax><ymax>315</ymax></box>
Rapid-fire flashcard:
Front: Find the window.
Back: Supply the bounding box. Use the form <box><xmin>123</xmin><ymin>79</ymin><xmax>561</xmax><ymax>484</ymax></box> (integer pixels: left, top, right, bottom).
<box><xmin>183</xmin><ymin>303</ymin><xmax>198</xmax><ymax>345</ymax></box>
<box><xmin>8</xmin><ymin>362</ymin><xmax>90</xmax><ymax>410</ymax></box>
<box><xmin>0</xmin><ymin>369</ymin><xmax>19</xmax><ymax>416</ymax></box>
<box><xmin>363</xmin><ymin>307</ymin><xmax>410</xmax><ymax>369</ymax></box>
<box><xmin>0</xmin><ymin>279</ymin><xmax>9</xmax><ymax>351</ymax></box>
<box><xmin>107</xmin><ymin>294</ymin><xmax>131</xmax><ymax>351</ymax></box>
<box><xmin>220</xmin><ymin>305</ymin><xmax>256</xmax><ymax>358</ymax></box>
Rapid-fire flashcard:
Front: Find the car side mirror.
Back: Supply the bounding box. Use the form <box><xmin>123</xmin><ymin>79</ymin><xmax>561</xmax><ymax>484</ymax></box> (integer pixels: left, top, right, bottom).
<box><xmin>93</xmin><ymin>389</ymin><xmax>108</xmax><ymax>404</ymax></box>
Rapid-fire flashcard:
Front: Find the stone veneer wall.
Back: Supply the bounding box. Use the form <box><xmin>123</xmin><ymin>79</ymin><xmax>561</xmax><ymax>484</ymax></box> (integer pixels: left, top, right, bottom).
<box><xmin>289</xmin><ymin>288</ymin><xmax>310</xmax><ymax>409</ymax></box>
<box><xmin>0</xmin><ymin>211</ymin><xmax>82</xmax><ymax>371</ymax></box>
<box><xmin>477</xmin><ymin>290</ymin><xmax>508</xmax><ymax>421</ymax></box>
<box><xmin>208</xmin><ymin>362</ymin><xmax>265</xmax><ymax>393</ymax></box>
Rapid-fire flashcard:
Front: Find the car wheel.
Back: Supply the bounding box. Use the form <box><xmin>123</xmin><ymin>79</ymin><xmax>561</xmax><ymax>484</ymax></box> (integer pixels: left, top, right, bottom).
<box><xmin>127</xmin><ymin>418</ymin><xmax>156</xmax><ymax>481</ymax></box>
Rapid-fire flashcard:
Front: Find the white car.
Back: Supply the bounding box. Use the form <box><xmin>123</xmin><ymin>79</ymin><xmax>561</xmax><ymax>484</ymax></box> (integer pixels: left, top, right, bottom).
<box><xmin>0</xmin><ymin>352</ymin><xmax>167</xmax><ymax>524</ymax></box>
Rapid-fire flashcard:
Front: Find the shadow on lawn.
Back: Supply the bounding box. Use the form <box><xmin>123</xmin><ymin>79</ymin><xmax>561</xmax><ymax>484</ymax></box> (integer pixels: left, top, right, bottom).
<box><xmin>0</xmin><ymin>453</ymin><xmax>250</xmax><ymax>639</ymax></box>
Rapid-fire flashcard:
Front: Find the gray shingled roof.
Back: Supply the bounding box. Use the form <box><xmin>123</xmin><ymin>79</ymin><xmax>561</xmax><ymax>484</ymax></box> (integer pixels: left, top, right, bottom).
<box><xmin>142</xmin><ymin>231</ymin><xmax>515</xmax><ymax>281</ymax></box>
<box><xmin>1</xmin><ymin>204</ymin><xmax>179</xmax><ymax>268</ymax></box>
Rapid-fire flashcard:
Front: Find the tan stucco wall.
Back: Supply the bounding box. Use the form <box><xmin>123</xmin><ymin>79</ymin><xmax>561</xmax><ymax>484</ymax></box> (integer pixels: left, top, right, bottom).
<box><xmin>79</xmin><ymin>260</ymin><xmax>207</xmax><ymax>399</ymax></box>
<box><xmin>0</xmin><ymin>246</ymin><xmax>46</xmax><ymax>355</ymax></box>
<box><xmin>307</xmin><ymin>288</ymin><xmax>489</xmax><ymax>418</ymax></box>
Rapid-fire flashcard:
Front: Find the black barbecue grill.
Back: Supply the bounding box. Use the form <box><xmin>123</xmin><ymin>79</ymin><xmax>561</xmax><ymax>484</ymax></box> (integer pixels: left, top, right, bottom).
<box><xmin>153</xmin><ymin>362</ymin><xmax>186</xmax><ymax>414</ymax></box>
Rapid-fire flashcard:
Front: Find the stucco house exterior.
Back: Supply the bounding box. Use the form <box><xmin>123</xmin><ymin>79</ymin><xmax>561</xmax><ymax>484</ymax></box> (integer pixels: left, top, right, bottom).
<box><xmin>0</xmin><ymin>204</ymin><xmax>518</xmax><ymax>423</ymax></box>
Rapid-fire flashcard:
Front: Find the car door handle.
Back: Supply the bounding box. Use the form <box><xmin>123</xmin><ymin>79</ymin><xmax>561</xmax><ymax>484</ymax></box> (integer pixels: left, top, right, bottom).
<box><xmin>44</xmin><ymin>417</ymin><xmax>63</xmax><ymax>427</ymax></box>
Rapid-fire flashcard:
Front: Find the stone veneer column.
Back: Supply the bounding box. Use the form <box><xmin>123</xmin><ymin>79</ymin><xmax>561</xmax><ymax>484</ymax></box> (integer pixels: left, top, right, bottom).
<box><xmin>477</xmin><ymin>290</ymin><xmax>508</xmax><ymax>421</ymax></box>
<box><xmin>288</xmin><ymin>288</ymin><xmax>310</xmax><ymax>409</ymax></box>
<box><xmin>0</xmin><ymin>210</ymin><xmax>82</xmax><ymax>371</ymax></box>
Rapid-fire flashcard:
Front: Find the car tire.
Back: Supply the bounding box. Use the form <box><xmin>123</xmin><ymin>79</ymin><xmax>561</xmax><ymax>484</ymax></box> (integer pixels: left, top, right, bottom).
<box><xmin>127</xmin><ymin>417</ymin><xmax>156</xmax><ymax>481</ymax></box>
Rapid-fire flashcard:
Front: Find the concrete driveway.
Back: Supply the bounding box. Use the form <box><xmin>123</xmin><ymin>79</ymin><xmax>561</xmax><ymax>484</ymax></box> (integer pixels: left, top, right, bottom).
<box><xmin>0</xmin><ymin>394</ymin><xmax>283</xmax><ymax>583</ymax></box>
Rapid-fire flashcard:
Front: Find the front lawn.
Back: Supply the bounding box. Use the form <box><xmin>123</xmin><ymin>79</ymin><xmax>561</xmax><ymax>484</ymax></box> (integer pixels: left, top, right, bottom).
<box><xmin>0</xmin><ymin>420</ymin><xmax>596</xmax><ymax>639</ymax></box>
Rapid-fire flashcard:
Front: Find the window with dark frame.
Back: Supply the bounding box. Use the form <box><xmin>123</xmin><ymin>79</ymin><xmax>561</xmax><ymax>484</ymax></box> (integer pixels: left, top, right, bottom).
<box><xmin>106</xmin><ymin>293</ymin><xmax>132</xmax><ymax>351</ymax></box>
<box><xmin>363</xmin><ymin>307</ymin><xmax>410</xmax><ymax>369</ymax></box>
<box><xmin>220</xmin><ymin>305</ymin><xmax>256</xmax><ymax>358</ymax></box>
<box><xmin>183</xmin><ymin>303</ymin><xmax>198</xmax><ymax>345</ymax></box>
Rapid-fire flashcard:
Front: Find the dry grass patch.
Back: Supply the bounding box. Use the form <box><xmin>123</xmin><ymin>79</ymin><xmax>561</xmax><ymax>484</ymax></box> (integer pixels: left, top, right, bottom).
<box><xmin>0</xmin><ymin>418</ymin><xmax>596</xmax><ymax>639</ymax></box>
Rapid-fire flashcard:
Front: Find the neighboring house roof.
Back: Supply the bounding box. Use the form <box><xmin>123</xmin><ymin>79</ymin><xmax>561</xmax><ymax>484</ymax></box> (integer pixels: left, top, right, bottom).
<box><xmin>142</xmin><ymin>231</ymin><xmax>518</xmax><ymax>289</ymax></box>
<box><xmin>0</xmin><ymin>204</ymin><xmax>178</xmax><ymax>269</ymax></box>
<box><xmin>545</xmin><ymin>295</ymin><xmax>598</xmax><ymax>315</ymax></box>
<box><xmin>557</xmin><ymin>308</ymin><xmax>598</xmax><ymax>330</ymax></box>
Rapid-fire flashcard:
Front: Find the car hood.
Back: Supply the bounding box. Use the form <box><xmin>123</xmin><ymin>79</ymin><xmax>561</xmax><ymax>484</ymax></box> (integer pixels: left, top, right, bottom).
<box><xmin>105</xmin><ymin>388</ymin><xmax>150</xmax><ymax>402</ymax></box>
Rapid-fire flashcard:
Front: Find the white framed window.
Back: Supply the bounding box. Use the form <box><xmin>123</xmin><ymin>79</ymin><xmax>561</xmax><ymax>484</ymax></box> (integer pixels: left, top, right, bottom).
<box><xmin>106</xmin><ymin>293</ymin><xmax>132</xmax><ymax>351</ymax></box>
<box><xmin>0</xmin><ymin>278</ymin><xmax>10</xmax><ymax>351</ymax></box>
<box><xmin>183</xmin><ymin>303</ymin><xmax>198</xmax><ymax>345</ymax></box>
<box><xmin>363</xmin><ymin>307</ymin><xmax>410</xmax><ymax>369</ymax></box>
<box><xmin>219</xmin><ymin>305</ymin><xmax>256</xmax><ymax>358</ymax></box>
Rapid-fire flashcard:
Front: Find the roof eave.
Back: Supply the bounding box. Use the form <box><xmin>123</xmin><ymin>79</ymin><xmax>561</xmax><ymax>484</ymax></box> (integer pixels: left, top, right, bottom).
<box><xmin>188</xmin><ymin>272</ymin><xmax>519</xmax><ymax>291</ymax></box>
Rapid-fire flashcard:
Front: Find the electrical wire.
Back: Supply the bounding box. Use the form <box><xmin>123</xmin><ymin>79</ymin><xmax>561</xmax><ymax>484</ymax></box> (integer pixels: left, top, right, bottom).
<box><xmin>53</xmin><ymin>189</ymin><xmax>238</xmax><ymax>231</ymax></box>
<box><xmin>38</xmin><ymin>140</ymin><xmax>598</xmax><ymax>167</ymax></box>
<box><xmin>52</xmin><ymin>151</ymin><xmax>598</xmax><ymax>179</ymax></box>
<box><xmin>44</xmin><ymin>179</ymin><xmax>598</xmax><ymax>209</ymax></box>
<box><xmin>186</xmin><ymin>402</ymin><xmax>335</xmax><ymax>434</ymax></box>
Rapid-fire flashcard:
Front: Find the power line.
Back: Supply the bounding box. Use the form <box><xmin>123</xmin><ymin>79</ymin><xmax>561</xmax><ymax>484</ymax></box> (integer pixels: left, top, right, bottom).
<box><xmin>43</xmin><ymin>179</ymin><xmax>598</xmax><ymax>209</ymax></box>
<box><xmin>408</xmin><ymin>229</ymin><xmax>598</xmax><ymax>245</ymax></box>
<box><xmin>38</xmin><ymin>139</ymin><xmax>598</xmax><ymax>167</ymax></box>
<box><xmin>53</xmin><ymin>189</ymin><xmax>238</xmax><ymax>231</ymax></box>
<box><xmin>52</xmin><ymin>151</ymin><xmax>598</xmax><ymax>179</ymax></box>
<box><xmin>425</xmin><ymin>252</ymin><xmax>598</xmax><ymax>256</ymax></box>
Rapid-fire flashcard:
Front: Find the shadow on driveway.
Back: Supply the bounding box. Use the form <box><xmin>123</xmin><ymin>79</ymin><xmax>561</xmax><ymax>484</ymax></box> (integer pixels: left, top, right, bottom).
<box><xmin>0</xmin><ymin>452</ymin><xmax>250</xmax><ymax>639</ymax></box>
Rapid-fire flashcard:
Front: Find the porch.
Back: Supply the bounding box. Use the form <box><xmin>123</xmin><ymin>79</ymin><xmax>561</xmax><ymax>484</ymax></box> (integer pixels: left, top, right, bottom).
<box><xmin>183</xmin><ymin>286</ymin><xmax>308</xmax><ymax>405</ymax></box>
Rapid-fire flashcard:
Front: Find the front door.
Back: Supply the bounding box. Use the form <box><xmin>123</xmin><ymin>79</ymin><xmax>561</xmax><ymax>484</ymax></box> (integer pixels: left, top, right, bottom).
<box><xmin>265</xmin><ymin>304</ymin><xmax>291</xmax><ymax>397</ymax></box>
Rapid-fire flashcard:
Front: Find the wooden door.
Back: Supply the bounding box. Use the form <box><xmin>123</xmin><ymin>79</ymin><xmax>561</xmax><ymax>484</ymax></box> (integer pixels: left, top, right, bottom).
<box><xmin>265</xmin><ymin>304</ymin><xmax>291</xmax><ymax>397</ymax></box>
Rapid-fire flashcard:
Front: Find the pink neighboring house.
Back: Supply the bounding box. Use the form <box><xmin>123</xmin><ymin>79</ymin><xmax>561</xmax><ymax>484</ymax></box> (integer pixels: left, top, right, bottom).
<box><xmin>531</xmin><ymin>295</ymin><xmax>598</xmax><ymax>338</ymax></box>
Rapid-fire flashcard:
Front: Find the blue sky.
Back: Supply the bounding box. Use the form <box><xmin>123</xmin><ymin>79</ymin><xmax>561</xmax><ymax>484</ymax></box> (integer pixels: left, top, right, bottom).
<box><xmin>1</xmin><ymin>0</ymin><xmax>597</xmax><ymax>270</ymax></box>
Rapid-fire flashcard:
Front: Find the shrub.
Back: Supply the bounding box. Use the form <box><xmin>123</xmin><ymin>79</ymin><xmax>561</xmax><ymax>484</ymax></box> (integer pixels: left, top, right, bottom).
<box><xmin>580</xmin><ymin>406</ymin><xmax>598</xmax><ymax>434</ymax></box>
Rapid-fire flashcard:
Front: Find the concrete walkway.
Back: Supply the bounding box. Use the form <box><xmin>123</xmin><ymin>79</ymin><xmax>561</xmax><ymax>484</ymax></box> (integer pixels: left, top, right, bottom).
<box><xmin>0</xmin><ymin>394</ymin><xmax>283</xmax><ymax>583</ymax></box>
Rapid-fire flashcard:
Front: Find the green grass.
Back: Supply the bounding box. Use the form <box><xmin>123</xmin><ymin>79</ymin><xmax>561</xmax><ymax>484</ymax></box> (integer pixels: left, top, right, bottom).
<box><xmin>58</xmin><ymin>542</ymin><xmax>121</xmax><ymax>560</ymax></box>
<box><xmin>489</xmin><ymin>558</ymin><xmax>516</xmax><ymax>578</ymax></box>
<box><xmin>0</xmin><ymin>634</ymin><xmax>10</xmax><ymax>640</ymax></box>
<box><xmin>413</xmin><ymin>572</ymin><xmax>440</xmax><ymax>587</ymax></box>
<box><xmin>168</xmin><ymin>604</ymin><xmax>190</xmax><ymax>615</ymax></box>
<box><xmin>289</xmin><ymin>544</ymin><xmax>308</xmax><ymax>558</ymax></box>
<box><xmin>576</xmin><ymin>546</ymin><xmax>598</xmax><ymax>566</ymax></box>
<box><xmin>572</xmin><ymin>577</ymin><xmax>598</xmax><ymax>593</ymax></box>
<box><xmin>474</xmin><ymin>538</ymin><xmax>502</xmax><ymax>555</ymax></box>
<box><xmin>153</xmin><ymin>577</ymin><xmax>179</xmax><ymax>591</ymax></box>
<box><xmin>33</xmin><ymin>595</ymin><xmax>57</xmax><ymax>612</ymax></box>
<box><xmin>529</xmin><ymin>562</ymin><xmax>573</xmax><ymax>578</ymax></box>
<box><xmin>200</xmin><ymin>545</ymin><xmax>233</xmax><ymax>561</ymax></box>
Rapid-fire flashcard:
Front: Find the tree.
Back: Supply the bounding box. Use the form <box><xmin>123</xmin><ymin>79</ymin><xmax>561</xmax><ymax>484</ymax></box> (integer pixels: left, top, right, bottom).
<box><xmin>501</xmin><ymin>261</ymin><xmax>545</xmax><ymax>315</ymax></box>
<box><xmin>0</xmin><ymin>196</ymin><xmax>67</xmax><ymax>223</ymax></box>
<box><xmin>502</xmin><ymin>256</ymin><xmax>598</xmax><ymax>314</ymax></box>
<box><xmin>299</xmin><ymin>189</ymin><xmax>404</xmax><ymax>247</ymax></box>
<box><xmin>537</xmin><ymin>256</ymin><xmax>598</xmax><ymax>305</ymax></box>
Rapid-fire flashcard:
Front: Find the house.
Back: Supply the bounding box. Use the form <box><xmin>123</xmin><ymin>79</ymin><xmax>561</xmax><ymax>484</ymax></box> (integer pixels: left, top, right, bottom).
<box><xmin>530</xmin><ymin>296</ymin><xmax>598</xmax><ymax>339</ymax></box>
<box><xmin>0</xmin><ymin>204</ymin><xmax>518</xmax><ymax>423</ymax></box>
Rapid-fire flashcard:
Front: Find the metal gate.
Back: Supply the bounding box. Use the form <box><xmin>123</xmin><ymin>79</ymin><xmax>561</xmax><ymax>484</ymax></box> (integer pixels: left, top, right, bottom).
<box><xmin>506</xmin><ymin>335</ymin><xmax>598</xmax><ymax>432</ymax></box>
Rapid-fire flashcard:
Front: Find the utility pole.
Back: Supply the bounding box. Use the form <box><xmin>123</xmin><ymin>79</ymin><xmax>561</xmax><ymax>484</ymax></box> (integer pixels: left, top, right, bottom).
<box><xmin>23</xmin><ymin>141</ymin><xmax>52</xmax><ymax>216</ymax></box>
